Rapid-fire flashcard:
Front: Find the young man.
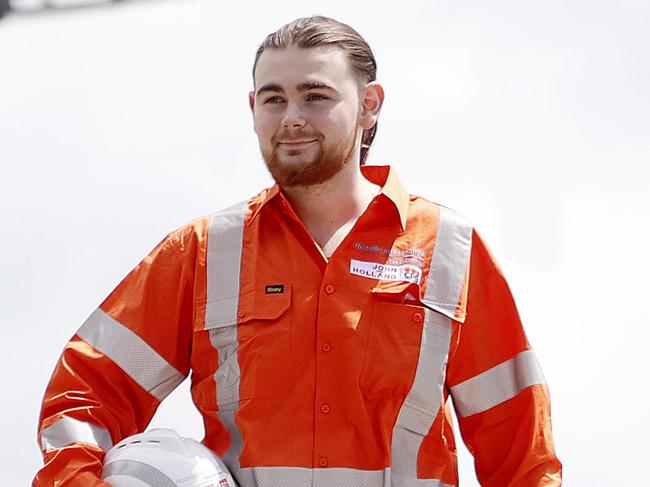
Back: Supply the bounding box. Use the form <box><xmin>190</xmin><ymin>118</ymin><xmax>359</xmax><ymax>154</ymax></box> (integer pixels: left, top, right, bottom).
<box><xmin>34</xmin><ymin>16</ymin><xmax>561</xmax><ymax>486</ymax></box>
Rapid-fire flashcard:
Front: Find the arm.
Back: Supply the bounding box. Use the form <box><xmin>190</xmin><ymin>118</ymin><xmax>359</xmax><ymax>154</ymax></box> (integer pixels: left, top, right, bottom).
<box><xmin>33</xmin><ymin>222</ymin><xmax>205</xmax><ymax>486</ymax></box>
<box><xmin>446</xmin><ymin>231</ymin><xmax>562</xmax><ymax>486</ymax></box>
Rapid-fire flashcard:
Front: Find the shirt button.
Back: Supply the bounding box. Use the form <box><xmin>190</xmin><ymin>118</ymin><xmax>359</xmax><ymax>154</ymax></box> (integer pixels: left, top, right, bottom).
<box><xmin>238</xmin><ymin>309</ymin><xmax>245</xmax><ymax>318</ymax></box>
<box><xmin>321</xmin><ymin>342</ymin><xmax>332</xmax><ymax>353</ymax></box>
<box><xmin>325</xmin><ymin>284</ymin><xmax>335</xmax><ymax>294</ymax></box>
<box><xmin>319</xmin><ymin>457</ymin><xmax>328</xmax><ymax>467</ymax></box>
<box><xmin>320</xmin><ymin>404</ymin><xmax>331</xmax><ymax>414</ymax></box>
<box><xmin>412</xmin><ymin>312</ymin><xmax>423</xmax><ymax>323</ymax></box>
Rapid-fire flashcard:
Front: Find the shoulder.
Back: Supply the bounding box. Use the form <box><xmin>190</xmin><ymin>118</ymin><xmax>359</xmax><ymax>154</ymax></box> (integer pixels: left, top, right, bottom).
<box><xmin>406</xmin><ymin>194</ymin><xmax>475</xmax><ymax>236</ymax></box>
<box><xmin>164</xmin><ymin>214</ymin><xmax>213</xmax><ymax>248</ymax></box>
<box><xmin>163</xmin><ymin>190</ymin><xmax>266</xmax><ymax>252</ymax></box>
<box><xmin>407</xmin><ymin>197</ymin><xmax>497</xmax><ymax>271</ymax></box>
<box><xmin>406</xmin><ymin>194</ymin><xmax>494</xmax><ymax>272</ymax></box>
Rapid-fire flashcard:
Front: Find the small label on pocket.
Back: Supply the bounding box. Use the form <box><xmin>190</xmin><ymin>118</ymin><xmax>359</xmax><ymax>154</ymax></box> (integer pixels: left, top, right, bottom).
<box><xmin>265</xmin><ymin>284</ymin><xmax>285</xmax><ymax>294</ymax></box>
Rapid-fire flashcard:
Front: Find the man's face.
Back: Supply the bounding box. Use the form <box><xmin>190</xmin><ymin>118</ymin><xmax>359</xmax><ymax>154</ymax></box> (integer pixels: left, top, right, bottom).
<box><xmin>251</xmin><ymin>46</ymin><xmax>364</xmax><ymax>188</ymax></box>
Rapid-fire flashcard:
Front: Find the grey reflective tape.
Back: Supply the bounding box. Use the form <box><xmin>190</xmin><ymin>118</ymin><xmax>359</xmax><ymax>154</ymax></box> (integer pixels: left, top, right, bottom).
<box><xmin>210</xmin><ymin>325</ymin><xmax>244</xmax><ymax>476</ymax></box>
<box><xmin>389</xmin><ymin>472</ymin><xmax>455</xmax><ymax>487</ymax></box>
<box><xmin>450</xmin><ymin>349</ymin><xmax>546</xmax><ymax>417</ymax></box>
<box><xmin>423</xmin><ymin>206</ymin><xmax>473</xmax><ymax>320</ymax></box>
<box><xmin>102</xmin><ymin>459</ymin><xmax>177</xmax><ymax>487</ymax></box>
<box><xmin>76</xmin><ymin>308</ymin><xmax>185</xmax><ymax>401</ymax></box>
<box><xmin>41</xmin><ymin>416</ymin><xmax>113</xmax><ymax>452</ymax></box>
<box><xmin>391</xmin><ymin>206</ymin><xmax>471</xmax><ymax>481</ymax></box>
<box><xmin>391</xmin><ymin>310</ymin><xmax>453</xmax><ymax>480</ymax></box>
<box><xmin>235</xmin><ymin>467</ymin><xmax>453</xmax><ymax>487</ymax></box>
<box><xmin>205</xmin><ymin>201</ymin><xmax>247</xmax><ymax>328</ymax></box>
<box><xmin>205</xmin><ymin>202</ymin><xmax>247</xmax><ymax>476</ymax></box>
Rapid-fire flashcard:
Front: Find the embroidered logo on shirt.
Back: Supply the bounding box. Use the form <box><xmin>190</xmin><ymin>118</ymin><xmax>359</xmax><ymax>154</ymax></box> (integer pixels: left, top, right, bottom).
<box><xmin>353</xmin><ymin>242</ymin><xmax>425</xmax><ymax>268</ymax></box>
<box><xmin>265</xmin><ymin>285</ymin><xmax>285</xmax><ymax>294</ymax></box>
<box><xmin>349</xmin><ymin>259</ymin><xmax>422</xmax><ymax>284</ymax></box>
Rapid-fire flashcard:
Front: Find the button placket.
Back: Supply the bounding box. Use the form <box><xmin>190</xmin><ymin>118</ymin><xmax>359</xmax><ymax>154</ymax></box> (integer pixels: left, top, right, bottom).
<box><xmin>315</xmin><ymin>271</ymin><xmax>344</xmax><ymax>471</ymax></box>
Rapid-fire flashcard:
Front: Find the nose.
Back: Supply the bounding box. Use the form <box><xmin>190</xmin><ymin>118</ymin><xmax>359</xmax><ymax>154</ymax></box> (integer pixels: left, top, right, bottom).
<box><xmin>281</xmin><ymin>102</ymin><xmax>306</xmax><ymax>129</ymax></box>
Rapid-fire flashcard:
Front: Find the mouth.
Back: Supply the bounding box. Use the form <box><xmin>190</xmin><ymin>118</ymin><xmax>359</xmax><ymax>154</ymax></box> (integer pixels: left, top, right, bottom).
<box><xmin>277</xmin><ymin>139</ymin><xmax>317</xmax><ymax>148</ymax></box>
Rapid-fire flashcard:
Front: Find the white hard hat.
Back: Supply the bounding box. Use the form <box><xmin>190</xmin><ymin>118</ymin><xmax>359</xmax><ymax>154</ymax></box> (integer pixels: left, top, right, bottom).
<box><xmin>102</xmin><ymin>428</ymin><xmax>237</xmax><ymax>487</ymax></box>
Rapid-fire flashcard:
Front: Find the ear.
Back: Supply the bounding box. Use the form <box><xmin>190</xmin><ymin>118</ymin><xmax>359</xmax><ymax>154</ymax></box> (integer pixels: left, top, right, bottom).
<box><xmin>249</xmin><ymin>91</ymin><xmax>255</xmax><ymax>112</ymax></box>
<box><xmin>359</xmin><ymin>82</ymin><xmax>385</xmax><ymax>130</ymax></box>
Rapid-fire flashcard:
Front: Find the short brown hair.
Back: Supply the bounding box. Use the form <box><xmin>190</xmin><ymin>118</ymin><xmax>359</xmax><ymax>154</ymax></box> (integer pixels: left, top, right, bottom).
<box><xmin>253</xmin><ymin>16</ymin><xmax>378</xmax><ymax>165</ymax></box>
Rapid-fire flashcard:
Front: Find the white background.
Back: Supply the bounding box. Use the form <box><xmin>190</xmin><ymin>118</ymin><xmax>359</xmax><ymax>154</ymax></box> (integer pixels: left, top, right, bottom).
<box><xmin>1</xmin><ymin>1</ymin><xmax>649</xmax><ymax>485</ymax></box>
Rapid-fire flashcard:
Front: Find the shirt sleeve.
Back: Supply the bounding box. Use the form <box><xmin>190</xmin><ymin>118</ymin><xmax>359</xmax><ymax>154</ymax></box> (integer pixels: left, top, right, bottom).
<box><xmin>445</xmin><ymin>230</ymin><xmax>562</xmax><ymax>486</ymax></box>
<box><xmin>33</xmin><ymin>223</ymin><xmax>204</xmax><ymax>486</ymax></box>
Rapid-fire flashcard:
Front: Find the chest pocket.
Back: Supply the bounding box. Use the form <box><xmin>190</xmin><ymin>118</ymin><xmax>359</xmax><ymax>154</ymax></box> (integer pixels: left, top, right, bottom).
<box><xmin>206</xmin><ymin>284</ymin><xmax>293</xmax><ymax>406</ymax></box>
<box><xmin>358</xmin><ymin>287</ymin><xmax>428</xmax><ymax>402</ymax></box>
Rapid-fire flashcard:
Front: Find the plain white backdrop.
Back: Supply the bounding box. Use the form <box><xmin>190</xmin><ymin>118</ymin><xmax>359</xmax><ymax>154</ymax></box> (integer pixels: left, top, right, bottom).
<box><xmin>1</xmin><ymin>1</ymin><xmax>649</xmax><ymax>485</ymax></box>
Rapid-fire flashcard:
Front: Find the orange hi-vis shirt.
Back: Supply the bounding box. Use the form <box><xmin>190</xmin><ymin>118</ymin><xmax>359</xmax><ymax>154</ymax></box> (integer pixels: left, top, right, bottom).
<box><xmin>34</xmin><ymin>166</ymin><xmax>561</xmax><ymax>486</ymax></box>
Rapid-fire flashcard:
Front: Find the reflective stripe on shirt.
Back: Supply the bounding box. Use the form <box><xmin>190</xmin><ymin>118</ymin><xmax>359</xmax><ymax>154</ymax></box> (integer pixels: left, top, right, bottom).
<box><xmin>451</xmin><ymin>349</ymin><xmax>546</xmax><ymax>417</ymax></box>
<box><xmin>237</xmin><ymin>466</ymin><xmax>455</xmax><ymax>487</ymax></box>
<box><xmin>41</xmin><ymin>416</ymin><xmax>112</xmax><ymax>452</ymax></box>
<box><xmin>76</xmin><ymin>308</ymin><xmax>185</xmax><ymax>401</ymax></box>
<box><xmin>391</xmin><ymin>205</ymin><xmax>473</xmax><ymax>481</ymax></box>
<box><xmin>423</xmin><ymin>206</ymin><xmax>473</xmax><ymax>320</ymax></box>
<box><xmin>205</xmin><ymin>201</ymin><xmax>247</xmax><ymax>476</ymax></box>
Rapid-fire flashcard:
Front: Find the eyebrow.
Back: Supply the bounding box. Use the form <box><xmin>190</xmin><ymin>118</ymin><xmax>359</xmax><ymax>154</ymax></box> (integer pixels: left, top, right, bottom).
<box><xmin>256</xmin><ymin>81</ymin><xmax>337</xmax><ymax>97</ymax></box>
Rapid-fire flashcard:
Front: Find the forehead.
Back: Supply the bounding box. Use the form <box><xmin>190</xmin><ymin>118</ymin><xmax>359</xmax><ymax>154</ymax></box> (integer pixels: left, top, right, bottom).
<box><xmin>254</xmin><ymin>46</ymin><xmax>357</xmax><ymax>90</ymax></box>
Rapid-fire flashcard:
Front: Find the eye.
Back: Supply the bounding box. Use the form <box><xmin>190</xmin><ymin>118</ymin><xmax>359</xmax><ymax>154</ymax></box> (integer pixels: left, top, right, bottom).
<box><xmin>264</xmin><ymin>96</ymin><xmax>285</xmax><ymax>105</ymax></box>
<box><xmin>306</xmin><ymin>93</ymin><xmax>329</xmax><ymax>102</ymax></box>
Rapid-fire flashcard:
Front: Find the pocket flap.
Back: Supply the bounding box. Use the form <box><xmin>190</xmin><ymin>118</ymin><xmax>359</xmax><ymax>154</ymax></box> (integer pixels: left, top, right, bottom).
<box><xmin>370</xmin><ymin>281</ymin><xmax>421</xmax><ymax>303</ymax></box>
<box><xmin>205</xmin><ymin>284</ymin><xmax>293</xmax><ymax>330</ymax></box>
<box><xmin>397</xmin><ymin>401</ymin><xmax>437</xmax><ymax>436</ymax></box>
<box><xmin>237</xmin><ymin>283</ymin><xmax>292</xmax><ymax>323</ymax></box>
<box><xmin>420</xmin><ymin>296</ymin><xmax>466</xmax><ymax>323</ymax></box>
<box><xmin>204</xmin><ymin>295</ymin><xmax>240</xmax><ymax>330</ymax></box>
<box><xmin>371</xmin><ymin>283</ymin><xmax>466</xmax><ymax>323</ymax></box>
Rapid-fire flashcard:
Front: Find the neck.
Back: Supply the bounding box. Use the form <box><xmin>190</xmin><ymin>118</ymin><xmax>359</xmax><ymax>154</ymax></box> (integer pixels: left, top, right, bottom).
<box><xmin>282</xmin><ymin>162</ymin><xmax>379</xmax><ymax>254</ymax></box>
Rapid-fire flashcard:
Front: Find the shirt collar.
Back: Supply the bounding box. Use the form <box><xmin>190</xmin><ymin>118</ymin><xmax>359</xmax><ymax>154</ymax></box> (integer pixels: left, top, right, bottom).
<box><xmin>247</xmin><ymin>184</ymin><xmax>281</xmax><ymax>225</ymax></box>
<box><xmin>361</xmin><ymin>165</ymin><xmax>409</xmax><ymax>230</ymax></box>
<box><xmin>248</xmin><ymin>165</ymin><xmax>409</xmax><ymax>230</ymax></box>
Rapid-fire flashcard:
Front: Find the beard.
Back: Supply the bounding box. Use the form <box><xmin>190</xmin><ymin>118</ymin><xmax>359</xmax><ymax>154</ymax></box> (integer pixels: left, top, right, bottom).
<box><xmin>262</xmin><ymin>126</ymin><xmax>359</xmax><ymax>188</ymax></box>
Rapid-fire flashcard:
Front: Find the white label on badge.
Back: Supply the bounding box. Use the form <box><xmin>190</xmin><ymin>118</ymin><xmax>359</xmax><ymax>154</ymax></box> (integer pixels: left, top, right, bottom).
<box><xmin>349</xmin><ymin>259</ymin><xmax>422</xmax><ymax>284</ymax></box>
